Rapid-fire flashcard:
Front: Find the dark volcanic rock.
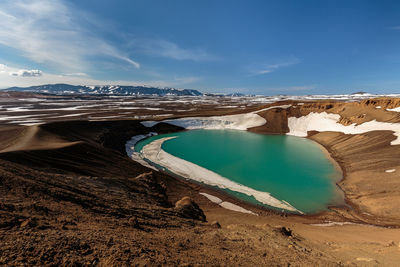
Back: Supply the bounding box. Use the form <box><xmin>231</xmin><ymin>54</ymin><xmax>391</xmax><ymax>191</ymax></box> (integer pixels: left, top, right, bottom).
<box><xmin>210</xmin><ymin>221</ymin><xmax>221</xmax><ymax>228</ymax></box>
<box><xmin>277</xmin><ymin>226</ymin><xmax>293</xmax><ymax>237</ymax></box>
<box><xmin>175</xmin><ymin>196</ymin><xmax>206</xmax><ymax>222</ymax></box>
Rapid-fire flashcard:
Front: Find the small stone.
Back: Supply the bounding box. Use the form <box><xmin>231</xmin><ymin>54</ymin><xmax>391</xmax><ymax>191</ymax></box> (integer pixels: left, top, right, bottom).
<box><xmin>211</xmin><ymin>221</ymin><xmax>221</xmax><ymax>228</ymax></box>
<box><xmin>386</xmin><ymin>240</ymin><xmax>395</xmax><ymax>247</ymax></box>
<box><xmin>128</xmin><ymin>217</ymin><xmax>140</xmax><ymax>228</ymax></box>
<box><xmin>20</xmin><ymin>218</ymin><xmax>37</xmax><ymax>228</ymax></box>
<box><xmin>20</xmin><ymin>220</ymin><xmax>30</xmax><ymax>228</ymax></box>
<box><xmin>276</xmin><ymin>226</ymin><xmax>293</xmax><ymax>237</ymax></box>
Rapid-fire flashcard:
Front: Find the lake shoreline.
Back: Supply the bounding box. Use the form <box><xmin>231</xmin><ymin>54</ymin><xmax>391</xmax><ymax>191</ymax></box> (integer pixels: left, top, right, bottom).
<box><xmin>133</xmin><ymin>129</ymin><xmax>354</xmax><ymax>217</ymax></box>
<box><xmin>306</xmin><ymin>135</ymin><xmax>348</xmax><ymax>209</ymax></box>
<box><xmin>139</xmin><ymin>134</ymin><xmax>302</xmax><ymax>213</ymax></box>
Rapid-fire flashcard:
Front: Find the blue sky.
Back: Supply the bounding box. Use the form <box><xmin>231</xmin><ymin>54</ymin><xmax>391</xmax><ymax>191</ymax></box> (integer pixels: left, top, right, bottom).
<box><xmin>0</xmin><ymin>0</ymin><xmax>400</xmax><ymax>95</ymax></box>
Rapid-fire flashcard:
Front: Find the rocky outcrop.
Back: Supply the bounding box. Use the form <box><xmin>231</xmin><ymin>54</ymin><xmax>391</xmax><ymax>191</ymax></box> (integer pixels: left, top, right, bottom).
<box><xmin>175</xmin><ymin>196</ymin><xmax>206</xmax><ymax>222</ymax></box>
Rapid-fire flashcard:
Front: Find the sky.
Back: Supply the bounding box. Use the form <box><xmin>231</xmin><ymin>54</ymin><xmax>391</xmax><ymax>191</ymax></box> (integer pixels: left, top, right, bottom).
<box><xmin>0</xmin><ymin>0</ymin><xmax>400</xmax><ymax>95</ymax></box>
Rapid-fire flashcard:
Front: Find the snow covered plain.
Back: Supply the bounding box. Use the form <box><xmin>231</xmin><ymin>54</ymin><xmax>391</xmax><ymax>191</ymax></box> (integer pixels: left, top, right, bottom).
<box><xmin>3</xmin><ymin>92</ymin><xmax>400</xmax><ymax>125</ymax></box>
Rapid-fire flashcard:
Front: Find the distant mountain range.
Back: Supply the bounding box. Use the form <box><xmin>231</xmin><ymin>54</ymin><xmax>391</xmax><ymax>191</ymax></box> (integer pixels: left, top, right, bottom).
<box><xmin>3</xmin><ymin>84</ymin><xmax>381</xmax><ymax>99</ymax></box>
<box><xmin>6</xmin><ymin>84</ymin><xmax>204</xmax><ymax>96</ymax></box>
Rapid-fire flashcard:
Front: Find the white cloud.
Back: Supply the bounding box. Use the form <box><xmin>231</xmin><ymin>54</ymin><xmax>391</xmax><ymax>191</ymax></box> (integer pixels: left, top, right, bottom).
<box><xmin>257</xmin><ymin>70</ymin><xmax>273</xmax><ymax>75</ymax></box>
<box><xmin>9</xmin><ymin>69</ymin><xmax>42</xmax><ymax>77</ymax></box>
<box><xmin>250</xmin><ymin>57</ymin><xmax>300</xmax><ymax>76</ymax></box>
<box><xmin>390</xmin><ymin>26</ymin><xmax>400</xmax><ymax>30</ymax></box>
<box><xmin>265</xmin><ymin>58</ymin><xmax>301</xmax><ymax>69</ymax></box>
<box><xmin>63</xmin><ymin>72</ymin><xmax>89</xmax><ymax>77</ymax></box>
<box><xmin>0</xmin><ymin>64</ymin><xmax>42</xmax><ymax>77</ymax></box>
<box><xmin>0</xmin><ymin>0</ymin><xmax>140</xmax><ymax>72</ymax></box>
<box><xmin>133</xmin><ymin>39</ymin><xmax>216</xmax><ymax>61</ymax></box>
<box><xmin>0</xmin><ymin>63</ymin><xmax>199</xmax><ymax>89</ymax></box>
<box><xmin>0</xmin><ymin>64</ymin><xmax>6</xmax><ymax>73</ymax></box>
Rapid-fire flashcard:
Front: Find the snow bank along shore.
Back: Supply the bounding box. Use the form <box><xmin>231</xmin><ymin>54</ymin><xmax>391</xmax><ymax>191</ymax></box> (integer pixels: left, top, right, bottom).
<box><xmin>125</xmin><ymin>132</ymin><xmax>158</xmax><ymax>171</ymax></box>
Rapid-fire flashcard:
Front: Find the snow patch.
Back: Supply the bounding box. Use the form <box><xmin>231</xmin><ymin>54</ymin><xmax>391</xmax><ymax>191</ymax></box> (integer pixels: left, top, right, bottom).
<box><xmin>253</xmin><ymin>104</ymin><xmax>291</xmax><ymax>113</ymax></box>
<box><xmin>385</xmin><ymin>169</ymin><xmax>396</xmax><ymax>173</ymax></box>
<box><xmin>88</xmin><ymin>115</ymin><xmax>121</xmax><ymax>120</ymax></box>
<box><xmin>17</xmin><ymin>98</ymin><xmax>43</xmax><ymax>102</ymax></box>
<box><xmin>199</xmin><ymin>192</ymin><xmax>222</xmax><ymax>204</ymax></box>
<box><xmin>219</xmin><ymin>105</ymin><xmax>239</xmax><ymax>108</ymax></box>
<box><xmin>387</xmin><ymin>107</ymin><xmax>400</xmax><ymax>112</ymax></box>
<box><xmin>141</xmin><ymin>113</ymin><xmax>265</xmax><ymax>130</ymax></box>
<box><xmin>220</xmin><ymin>201</ymin><xmax>257</xmax><ymax>215</ymax></box>
<box><xmin>287</xmin><ymin>112</ymin><xmax>400</xmax><ymax>145</ymax></box>
<box><xmin>8</xmin><ymin>119</ymin><xmax>43</xmax><ymax>125</ymax></box>
<box><xmin>310</xmin><ymin>221</ymin><xmax>356</xmax><ymax>227</ymax></box>
<box><xmin>200</xmin><ymin>192</ymin><xmax>257</xmax><ymax>215</ymax></box>
<box><xmin>18</xmin><ymin>122</ymin><xmax>44</xmax><ymax>126</ymax></box>
<box><xmin>141</xmin><ymin>105</ymin><xmax>291</xmax><ymax>130</ymax></box>
<box><xmin>48</xmin><ymin>113</ymin><xmax>91</xmax><ymax>118</ymax></box>
<box><xmin>0</xmin><ymin>114</ymin><xmax>41</xmax><ymax>121</ymax></box>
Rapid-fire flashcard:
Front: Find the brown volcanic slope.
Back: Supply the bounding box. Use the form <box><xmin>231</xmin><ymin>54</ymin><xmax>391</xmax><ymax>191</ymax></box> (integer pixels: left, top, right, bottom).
<box><xmin>1</xmin><ymin>99</ymin><xmax>400</xmax><ymax>265</ymax></box>
<box><xmin>0</xmin><ymin>120</ymin><xmax>342</xmax><ymax>266</ymax></box>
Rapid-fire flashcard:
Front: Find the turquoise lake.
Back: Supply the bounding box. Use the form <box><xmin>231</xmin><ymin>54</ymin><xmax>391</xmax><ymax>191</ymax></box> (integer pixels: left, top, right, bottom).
<box><xmin>135</xmin><ymin>129</ymin><xmax>345</xmax><ymax>213</ymax></box>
